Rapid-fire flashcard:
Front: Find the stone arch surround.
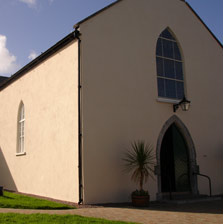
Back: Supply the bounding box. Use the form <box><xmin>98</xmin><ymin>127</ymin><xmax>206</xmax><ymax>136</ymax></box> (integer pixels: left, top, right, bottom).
<box><xmin>156</xmin><ymin>115</ymin><xmax>199</xmax><ymax>200</ymax></box>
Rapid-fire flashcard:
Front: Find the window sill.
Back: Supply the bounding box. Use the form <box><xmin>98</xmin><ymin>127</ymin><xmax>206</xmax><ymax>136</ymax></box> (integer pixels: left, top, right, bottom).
<box><xmin>157</xmin><ymin>97</ymin><xmax>180</xmax><ymax>104</ymax></box>
<box><xmin>16</xmin><ymin>152</ymin><xmax>26</xmax><ymax>156</ymax></box>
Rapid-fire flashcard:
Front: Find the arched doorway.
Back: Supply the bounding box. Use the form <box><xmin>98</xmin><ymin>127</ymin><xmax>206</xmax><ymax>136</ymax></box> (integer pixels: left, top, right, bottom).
<box><xmin>156</xmin><ymin>115</ymin><xmax>199</xmax><ymax>200</ymax></box>
<box><xmin>161</xmin><ymin>124</ymin><xmax>191</xmax><ymax>193</ymax></box>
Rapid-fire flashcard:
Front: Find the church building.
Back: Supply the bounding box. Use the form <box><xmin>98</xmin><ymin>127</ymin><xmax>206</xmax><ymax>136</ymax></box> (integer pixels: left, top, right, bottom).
<box><xmin>0</xmin><ymin>0</ymin><xmax>222</xmax><ymax>204</ymax></box>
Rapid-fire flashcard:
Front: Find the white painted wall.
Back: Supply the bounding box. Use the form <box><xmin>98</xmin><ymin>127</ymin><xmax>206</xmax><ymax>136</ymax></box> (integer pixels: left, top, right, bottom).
<box><xmin>0</xmin><ymin>41</ymin><xmax>79</xmax><ymax>203</ymax></box>
<box><xmin>80</xmin><ymin>0</ymin><xmax>223</xmax><ymax>203</ymax></box>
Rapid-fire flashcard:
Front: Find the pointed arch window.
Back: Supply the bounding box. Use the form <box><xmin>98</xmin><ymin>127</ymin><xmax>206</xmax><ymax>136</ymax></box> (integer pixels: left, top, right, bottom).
<box><xmin>17</xmin><ymin>102</ymin><xmax>25</xmax><ymax>155</ymax></box>
<box><xmin>156</xmin><ymin>28</ymin><xmax>184</xmax><ymax>100</ymax></box>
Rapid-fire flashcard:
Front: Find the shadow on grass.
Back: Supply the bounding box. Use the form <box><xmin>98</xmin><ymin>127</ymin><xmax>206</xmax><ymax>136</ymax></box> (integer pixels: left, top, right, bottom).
<box><xmin>0</xmin><ymin>196</ymin><xmax>13</xmax><ymax>199</ymax></box>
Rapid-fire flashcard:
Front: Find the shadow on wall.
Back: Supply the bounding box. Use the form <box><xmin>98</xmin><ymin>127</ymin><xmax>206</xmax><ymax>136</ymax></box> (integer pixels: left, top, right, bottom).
<box><xmin>0</xmin><ymin>147</ymin><xmax>17</xmax><ymax>191</ymax></box>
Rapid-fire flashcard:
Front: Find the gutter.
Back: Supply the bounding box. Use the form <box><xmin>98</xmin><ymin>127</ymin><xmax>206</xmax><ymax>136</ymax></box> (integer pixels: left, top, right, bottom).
<box><xmin>75</xmin><ymin>27</ymin><xmax>83</xmax><ymax>205</ymax></box>
<box><xmin>0</xmin><ymin>26</ymin><xmax>83</xmax><ymax>204</ymax></box>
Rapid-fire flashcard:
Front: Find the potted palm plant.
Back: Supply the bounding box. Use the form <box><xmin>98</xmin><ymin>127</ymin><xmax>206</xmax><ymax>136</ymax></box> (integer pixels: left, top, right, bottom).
<box><xmin>123</xmin><ymin>140</ymin><xmax>155</xmax><ymax>207</ymax></box>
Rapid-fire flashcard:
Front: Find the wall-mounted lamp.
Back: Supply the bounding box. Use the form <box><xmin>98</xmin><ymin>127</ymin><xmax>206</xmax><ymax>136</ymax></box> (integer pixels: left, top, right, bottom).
<box><xmin>173</xmin><ymin>96</ymin><xmax>191</xmax><ymax>112</ymax></box>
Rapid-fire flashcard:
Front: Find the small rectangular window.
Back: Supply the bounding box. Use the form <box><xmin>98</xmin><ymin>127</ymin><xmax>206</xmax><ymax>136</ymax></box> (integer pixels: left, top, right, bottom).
<box><xmin>173</xmin><ymin>42</ymin><xmax>182</xmax><ymax>61</ymax></box>
<box><xmin>158</xmin><ymin>78</ymin><xmax>165</xmax><ymax>97</ymax></box>
<box><xmin>164</xmin><ymin>59</ymin><xmax>175</xmax><ymax>79</ymax></box>
<box><xmin>176</xmin><ymin>81</ymin><xmax>184</xmax><ymax>99</ymax></box>
<box><xmin>156</xmin><ymin>57</ymin><xmax>164</xmax><ymax>76</ymax></box>
<box><xmin>175</xmin><ymin>62</ymin><xmax>183</xmax><ymax>80</ymax></box>
<box><xmin>163</xmin><ymin>39</ymin><xmax>174</xmax><ymax>59</ymax></box>
<box><xmin>165</xmin><ymin>79</ymin><xmax>176</xmax><ymax>99</ymax></box>
<box><xmin>156</xmin><ymin>39</ymin><xmax>163</xmax><ymax>56</ymax></box>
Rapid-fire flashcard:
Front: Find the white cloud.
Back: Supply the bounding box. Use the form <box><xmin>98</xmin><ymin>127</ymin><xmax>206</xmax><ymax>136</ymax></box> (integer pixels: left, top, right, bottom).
<box><xmin>0</xmin><ymin>35</ymin><xmax>19</xmax><ymax>76</ymax></box>
<box><xmin>28</xmin><ymin>50</ymin><xmax>38</xmax><ymax>60</ymax></box>
<box><xmin>19</xmin><ymin>0</ymin><xmax>37</xmax><ymax>7</ymax></box>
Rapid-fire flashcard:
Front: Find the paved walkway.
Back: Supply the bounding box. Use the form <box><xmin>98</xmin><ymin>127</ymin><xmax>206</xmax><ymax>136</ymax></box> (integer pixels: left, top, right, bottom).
<box><xmin>0</xmin><ymin>200</ymin><xmax>223</xmax><ymax>224</ymax></box>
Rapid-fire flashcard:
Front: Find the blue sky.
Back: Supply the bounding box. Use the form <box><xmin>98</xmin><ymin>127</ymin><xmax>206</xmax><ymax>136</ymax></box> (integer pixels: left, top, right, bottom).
<box><xmin>0</xmin><ymin>0</ymin><xmax>222</xmax><ymax>77</ymax></box>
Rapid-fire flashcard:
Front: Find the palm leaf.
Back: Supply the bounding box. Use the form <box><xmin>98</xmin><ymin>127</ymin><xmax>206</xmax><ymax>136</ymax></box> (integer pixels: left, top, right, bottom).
<box><xmin>123</xmin><ymin>140</ymin><xmax>155</xmax><ymax>191</ymax></box>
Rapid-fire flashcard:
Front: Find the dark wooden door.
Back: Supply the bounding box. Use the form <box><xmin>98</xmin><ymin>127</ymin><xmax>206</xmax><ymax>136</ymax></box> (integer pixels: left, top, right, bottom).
<box><xmin>160</xmin><ymin>124</ymin><xmax>191</xmax><ymax>193</ymax></box>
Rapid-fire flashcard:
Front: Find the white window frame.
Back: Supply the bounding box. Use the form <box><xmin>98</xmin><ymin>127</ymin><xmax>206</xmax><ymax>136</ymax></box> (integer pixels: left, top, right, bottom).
<box><xmin>156</xmin><ymin>29</ymin><xmax>185</xmax><ymax>100</ymax></box>
<box><xmin>16</xmin><ymin>102</ymin><xmax>26</xmax><ymax>156</ymax></box>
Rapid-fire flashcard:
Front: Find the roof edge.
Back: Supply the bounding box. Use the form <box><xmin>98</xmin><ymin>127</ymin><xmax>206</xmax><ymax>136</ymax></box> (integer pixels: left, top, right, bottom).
<box><xmin>74</xmin><ymin>0</ymin><xmax>122</xmax><ymax>29</ymax></box>
<box><xmin>185</xmin><ymin>1</ymin><xmax>223</xmax><ymax>49</ymax></box>
<box><xmin>0</xmin><ymin>31</ymin><xmax>77</xmax><ymax>91</ymax></box>
<box><xmin>74</xmin><ymin>0</ymin><xmax>222</xmax><ymax>49</ymax></box>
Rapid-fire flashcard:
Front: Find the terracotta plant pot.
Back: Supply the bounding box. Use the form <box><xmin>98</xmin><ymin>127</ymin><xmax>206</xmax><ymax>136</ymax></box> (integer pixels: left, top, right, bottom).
<box><xmin>132</xmin><ymin>195</ymin><xmax>150</xmax><ymax>207</ymax></box>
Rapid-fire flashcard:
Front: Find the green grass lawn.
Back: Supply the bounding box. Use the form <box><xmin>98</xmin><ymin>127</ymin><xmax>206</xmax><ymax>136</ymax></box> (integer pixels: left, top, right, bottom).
<box><xmin>0</xmin><ymin>192</ymin><xmax>136</xmax><ymax>224</ymax></box>
<box><xmin>0</xmin><ymin>191</ymin><xmax>74</xmax><ymax>209</ymax></box>
<box><xmin>0</xmin><ymin>214</ymin><xmax>136</xmax><ymax>224</ymax></box>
